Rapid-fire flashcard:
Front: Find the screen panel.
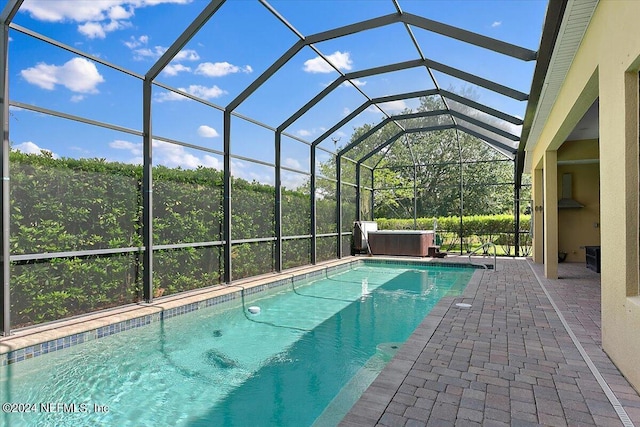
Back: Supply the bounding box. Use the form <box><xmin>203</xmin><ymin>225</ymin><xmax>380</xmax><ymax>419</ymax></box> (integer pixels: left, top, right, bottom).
<box><xmin>11</xmin><ymin>254</ymin><xmax>140</xmax><ymax>328</ymax></box>
<box><xmin>153</xmin><ymin>246</ymin><xmax>223</xmax><ymax>297</ymax></box>
<box><xmin>316</xmin><ymin>177</ymin><xmax>337</xmax><ymax>234</ymax></box>
<box><xmin>154</xmin><ymin>150</ymin><xmax>224</xmax><ymax>245</ymax></box>
<box><xmin>10</xmin><ymin>119</ymin><xmax>142</xmax><ymax>255</ymax></box>
<box><xmin>232</xmin><ymin>161</ymin><xmax>275</xmax><ymax>240</ymax></box>
<box><xmin>316</xmin><ymin>236</ymin><xmax>338</xmax><ymax>263</ymax></box>
<box><xmin>283</xmin><ymin>238</ymin><xmax>311</xmax><ymax>270</ymax></box>
<box><xmin>232</xmin><ymin>241</ymin><xmax>275</xmax><ymax>280</ymax></box>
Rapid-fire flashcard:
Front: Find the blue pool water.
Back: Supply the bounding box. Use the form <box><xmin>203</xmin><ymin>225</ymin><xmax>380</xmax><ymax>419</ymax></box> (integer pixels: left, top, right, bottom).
<box><xmin>0</xmin><ymin>263</ymin><xmax>474</xmax><ymax>427</ymax></box>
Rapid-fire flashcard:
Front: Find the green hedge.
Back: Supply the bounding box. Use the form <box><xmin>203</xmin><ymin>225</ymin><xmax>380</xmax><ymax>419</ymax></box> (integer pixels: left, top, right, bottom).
<box><xmin>376</xmin><ymin>214</ymin><xmax>530</xmax><ymax>236</ymax></box>
<box><xmin>8</xmin><ymin>151</ymin><xmax>525</xmax><ymax>327</ymax></box>
<box><xmin>9</xmin><ymin>151</ymin><xmax>344</xmax><ymax>327</ymax></box>
<box><xmin>376</xmin><ymin>215</ymin><xmax>531</xmax><ymax>255</ymax></box>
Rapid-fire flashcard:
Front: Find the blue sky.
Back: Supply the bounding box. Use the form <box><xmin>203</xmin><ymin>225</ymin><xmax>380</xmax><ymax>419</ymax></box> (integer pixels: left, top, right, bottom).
<box><xmin>6</xmin><ymin>0</ymin><xmax>548</xmax><ymax>189</ymax></box>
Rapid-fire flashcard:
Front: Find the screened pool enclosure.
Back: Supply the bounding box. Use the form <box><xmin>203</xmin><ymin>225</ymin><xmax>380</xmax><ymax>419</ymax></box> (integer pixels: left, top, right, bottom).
<box><xmin>0</xmin><ymin>0</ymin><xmax>551</xmax><ymax>333</ymax></box>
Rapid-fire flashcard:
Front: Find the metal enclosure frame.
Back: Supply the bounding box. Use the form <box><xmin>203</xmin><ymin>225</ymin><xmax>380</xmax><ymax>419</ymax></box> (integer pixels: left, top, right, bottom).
<box><xmin>0</xmin><ymin>0</ymin><xmax>559</xmax><ymax>334</ymax></box>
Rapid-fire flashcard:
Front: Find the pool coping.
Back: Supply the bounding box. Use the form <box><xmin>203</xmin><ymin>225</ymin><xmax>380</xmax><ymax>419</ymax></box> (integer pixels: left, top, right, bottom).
<box><xmin>0</xmin><ymin>256</ymin><xmax>484</xmax><ymax>366</ymax></box>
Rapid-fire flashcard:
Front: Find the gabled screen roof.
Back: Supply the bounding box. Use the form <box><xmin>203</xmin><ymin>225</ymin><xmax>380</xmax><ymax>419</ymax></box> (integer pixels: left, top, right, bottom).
<box><xmin>4</xmin><ymin>0</ymin><xmax>548</xmax><ymax>171</ymax></box>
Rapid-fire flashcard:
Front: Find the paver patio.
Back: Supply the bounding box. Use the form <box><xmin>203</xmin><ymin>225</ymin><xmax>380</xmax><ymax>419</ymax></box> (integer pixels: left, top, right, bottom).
<box><xmin>341</xmin><ymin>258</ymin><xmax>640</xmax><ymax>426</ymax></box>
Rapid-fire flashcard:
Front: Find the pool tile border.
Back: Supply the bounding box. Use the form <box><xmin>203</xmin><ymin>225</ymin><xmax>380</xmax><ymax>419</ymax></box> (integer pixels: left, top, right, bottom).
<box><xmin>0</xmin><ymin>257</ymin><xmax>482</xmax><ymax>366</ymax></box>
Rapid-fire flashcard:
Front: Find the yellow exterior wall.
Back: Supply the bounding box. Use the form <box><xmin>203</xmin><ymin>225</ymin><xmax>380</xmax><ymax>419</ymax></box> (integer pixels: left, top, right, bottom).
<box><xmin>543</xmin><ymin>151</ymin><xmax>558</xmax><ymax>279</ymax></box>
<box><xmin>557</xmin><ymin>140</ymin><xmax>600</xmax><ymax>263</ymax></box>
<box><xmin>556</xmin><ymin>164</ymin><xmax>600</xmax><ymax>262</ymax></box>
<box><xmin>557</xmin><ymin>138</ymin><xmax>599</xmax><ymax>161</ymax></box>
<box><xmin>527</xmin><ymin>1</ymin><xmax>640</xmax><ymax>391</ymax></box>
<box><xmin>532</xmin><ymin>167</ymin><xmax>544</xmax><ymax>263</ymax></box>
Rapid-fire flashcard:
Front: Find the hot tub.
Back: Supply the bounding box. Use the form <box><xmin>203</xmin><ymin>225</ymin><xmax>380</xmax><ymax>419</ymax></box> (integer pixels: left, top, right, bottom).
<box><xmin>367</xmin><ymin>230</ymin><xmax>434</xmax><ymax>257</ymax></box>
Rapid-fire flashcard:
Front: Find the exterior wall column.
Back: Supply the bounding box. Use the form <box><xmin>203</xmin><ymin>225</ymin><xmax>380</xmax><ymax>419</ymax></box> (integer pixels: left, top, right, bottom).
<box><xmin>543</xmin><ymin>151</ymin><xmax>558</xmax><ymax>279</ymax></box>
<box><xmin>532</xmin><ymin>167</ymin><xmax>544</xmax><ymax>263</ymax></box>
<box><xmin>600</xmin><ymin>58</ymin><xmax>640</xmax><ymax>391</ymax></box>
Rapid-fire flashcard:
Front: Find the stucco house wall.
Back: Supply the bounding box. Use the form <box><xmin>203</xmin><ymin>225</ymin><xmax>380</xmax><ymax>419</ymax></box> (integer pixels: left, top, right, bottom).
<box><xmin>528</xmin><ymin>1</ymin><xmax>640</xmax><ymax>391</ymax></box>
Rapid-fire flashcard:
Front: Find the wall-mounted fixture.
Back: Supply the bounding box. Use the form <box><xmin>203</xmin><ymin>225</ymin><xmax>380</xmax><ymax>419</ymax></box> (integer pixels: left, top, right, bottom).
<box><xmin>558</xmin><ymin>173</ymin><xmax>584</xmax><ymax>208</ymax></box>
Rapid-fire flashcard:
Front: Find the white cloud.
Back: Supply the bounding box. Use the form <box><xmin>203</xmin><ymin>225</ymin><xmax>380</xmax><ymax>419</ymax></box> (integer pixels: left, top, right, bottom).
<box><xmin>69</xmin><ymin>145</ymin><xmax>91</xmax><ymax>155</ymax></box>
<box><xmin>304</xmin><ymin>51</ymin><xmax>352</xmax><ymax>73</ymax></box>
<box><xmin>368</xmin><ymin>100</ymin><xmax>408</xmax><ymax>113</ymax></box>
<box><xmin>283</xmin><ymin>157</ymin><xmax>301</xmax><ymax>170</ymax></box>
<box><xmin>181</xmin><ymin>85</ymin><xmax>226</xmax><ymax>99</ymax></box>
<box><xmin>109</xmin><ymin>138</ymin><xmax>222</xmax><ymax>169</ymax></box>
<box><xmin>132</xmin><ymin>46</ymin><xmax>165</xmax><ymax>60</ymax></box>
<box><xmin>109</xmin><ymin>5</ymin><xmax>134</xmax><ymax>20</ymax></box>
<box><xmin>282</xmin><ymin>171</ymin><xmax>308</xmax><ymax>190</ymax></box>
<box><xmin>78</xmin><ymin>22</ymin><xmax>106</xmax><ymax>39</ymax></box>
<box><xmin>195</xmin><ymin>61</ymin><xmax>252</xmax><ymax>77</ymax></box>
<box><xmin>124</xmin><ymin>35</ymin><xmax>148</xmax><ymax>49</ymax></box>
<box><xmin>13</xmin><ymin>141</ymin><xmax>41</xmax><ymax>154</ymax></box>
<box><xmin>130</xmin><ymin>44</ymin><xmax>199</xmax><ymax>63</ymax></box>
<box><xmin>174</xmin><ymin>49</ymin><xmax>200</xmax><ymax>62</ymax></box>
<box><xmin>236</xmin><ymin>170</ymin><xmax>274</xmax><ymax>186</ymax></box>
<box><xmin>154</xmin><ymin>84</ymin><xmax>227</xmax><ymax>102</ymax></box>
<box><xmin>21</xmin><ymin>57</ymin><xmax>105</xmax><ymax>93</ymax></box>
<box><xmin>70</xmin><ymin>94</ymin><xmax>85</xmax><ymax>102</ymax></box>
<box><xmin>153</xmin><ymin>140</ymin><xmax>221</xmax><ymax>169</ymax></box>
<box><xmin>341</xmin><ymin>79</ymin><xmax>366</xmax><ymax>88</ymax></box>
<box><xmin>109</xmin><ymin>140</ymin><xmax>142</xmax><ymax>163</ymax></box>
<box><xmin>78</xmin><ymin>19</ymin><xmax>131</xmax><ymax>39</ymax></box>
<box><xmin>343</xmin><ymin>107</ymin><xmax>351</xmax><ymax>116</ymax></box>
<box><xmin>154</xmin><ymin>91</ymin><xmax>188</xmax><ymax>102</ymax></box>
<box><xmin>20</xmin><ymin>1</ymin><xmax>190</xmax><ymax>39</ymax></box>
<box><xmin>162</xmin><ymin>63</ymin><xmax>191</xmax><ymax>76</ymax></box>
<box><xmin>200</xmin><ymin>154</ymin><xmax>221</xmax><ymax>169</ymax></box>
<box><xmin>110</xmin><ymin>139</ymin><xmax>141</xmax><ymax>153</ymax></box>
<box><xmin>225</xmin><ymin>159</ymin><xmax>282</xmax><ymax>186</ymax></box>
<box><xmin>197</xmin><ymin>125</ymin><xmax>219</xmax><ymax>138</ymax></box>
<box><xmin>12</xmin><ymin>141</ymin><xmax>58</xmax><ymax>158</ymax></box>
<box><xmin>295</xmin><ymin>127</ymin><xmax>329</xmax><ymax>138</ymax></box>
<box><xmin>21</xmin><ymin>0</ymin><xmax>115</xmax><ymax>22</ymax></box>
<box><xmin>491</xmin><ymin>21</ymin><xmax>502</xmax><ymax>28</ymax></box>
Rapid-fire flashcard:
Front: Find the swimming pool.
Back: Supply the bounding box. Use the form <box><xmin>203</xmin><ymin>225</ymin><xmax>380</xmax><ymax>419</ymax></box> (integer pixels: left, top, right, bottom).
<box><xmin>0</xmin><ymin>261</ymin><xmax>475</xmax><ymax>426</ymax></box>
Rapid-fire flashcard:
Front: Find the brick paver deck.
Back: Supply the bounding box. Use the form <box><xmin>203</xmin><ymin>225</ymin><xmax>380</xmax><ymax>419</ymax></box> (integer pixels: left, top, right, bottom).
<box><xmin>340</xmin><ymin>258</ymin><xmax>640</xmax><ymax>427</ymax></box>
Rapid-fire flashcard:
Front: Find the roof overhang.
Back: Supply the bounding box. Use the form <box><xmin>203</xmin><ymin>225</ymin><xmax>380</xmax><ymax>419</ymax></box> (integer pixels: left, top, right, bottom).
<box><xmin>516</xmin><ymin>0</ymin><xmax>599</xmax><ymax>186</ymax></box>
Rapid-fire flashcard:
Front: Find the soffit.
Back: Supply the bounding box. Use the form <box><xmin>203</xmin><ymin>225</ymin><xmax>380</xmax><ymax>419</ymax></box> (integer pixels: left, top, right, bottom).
<box><xmin>523</xmin><ymin>0</ymin><xmax>598</xmax><ymax>171</ymax></box>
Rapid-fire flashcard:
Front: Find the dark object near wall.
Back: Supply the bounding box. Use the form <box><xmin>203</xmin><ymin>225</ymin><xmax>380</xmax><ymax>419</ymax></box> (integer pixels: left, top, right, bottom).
<box><xmin>585</xmin><ymin>246</ymin><xmax>601</xmax><ymax>273</ymax></box>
